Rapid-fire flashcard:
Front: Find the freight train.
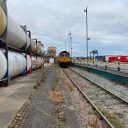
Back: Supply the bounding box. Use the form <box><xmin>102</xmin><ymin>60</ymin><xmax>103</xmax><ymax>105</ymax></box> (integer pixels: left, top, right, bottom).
<box><xmin>95</xmin><ymin>55</ymin><xmax>128</xmax><ymax>62</ymax></box>
<box><xmin>57</xmin><ymin>51</ymin><xmax>72</xmax><ymax>68</ymax></box>
<box><xmin>0</xmin><ymin>1</ymin><xmax>44</xmax><ymax>82</ymax></box>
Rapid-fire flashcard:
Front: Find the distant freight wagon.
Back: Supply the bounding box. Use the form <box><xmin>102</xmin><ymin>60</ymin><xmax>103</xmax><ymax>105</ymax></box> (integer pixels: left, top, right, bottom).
<box><xmin>95</xmin><ymin>55</ymin><xmax>128</xmax><ymax>62</ymax></box>
<box><xmin>118</xmin><ymin>56</ymin><xmax>128</xmax><ymax>62</ymax></box>
<box><xmin>95</xmin><ymin>56</ymin><xmax>106</xmax><ymax>61</ymax></box>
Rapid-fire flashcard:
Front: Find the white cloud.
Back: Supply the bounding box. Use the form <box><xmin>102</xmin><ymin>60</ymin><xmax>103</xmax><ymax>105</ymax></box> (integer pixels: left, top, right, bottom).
<box><xmin>7</xmin><ymin>0</ymin><xmax>128</xmax><ymax>56</ymax></box>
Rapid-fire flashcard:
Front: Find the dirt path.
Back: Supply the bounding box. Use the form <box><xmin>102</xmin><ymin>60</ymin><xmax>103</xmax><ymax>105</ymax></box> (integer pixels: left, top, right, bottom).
<box><xmin>8</xmin><ymin>65</ymin><xmax>80</xmax><ymax>128</ymax></box>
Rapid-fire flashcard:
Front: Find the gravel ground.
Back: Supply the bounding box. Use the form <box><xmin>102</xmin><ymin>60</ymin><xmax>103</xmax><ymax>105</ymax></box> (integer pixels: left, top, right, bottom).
<box><xmin>8</xmin><ymin>67</ymin><xmax>59</xmax><ymax>128</ymax></box>
<box><xmin>61</xmin><ymin>69</ymin><xmax>106</xmax><ymax>128</ymax></box>
<box><xmin>8</xmin><ymin>64</ymin><xmax>128</xmax><ymax>128</ymax></box>
<box><xmin>67</xmin><ymin>68</ymin><xmax>128</xmax><ymax>127</ymax></box>
<box><xmin>71</xmin><ymin>67</ymin><xmax>128</xmax><ymax>102</ymax></box>
<box><xmin>8</xmin><ymin>65</ymin><xmax>83</xmax><ymax>128</ymax></box>
<box><xmin>24</xmin><ymin>67</ymin><xmax>60</xmax><ymax>128</ymax></box>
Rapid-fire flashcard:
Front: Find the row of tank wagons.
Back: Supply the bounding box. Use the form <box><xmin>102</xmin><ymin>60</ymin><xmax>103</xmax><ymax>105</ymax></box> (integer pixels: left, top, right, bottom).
<box><xmin>57</xmin><ymin>51</ymin><xmax>72</xmax><ymax>68</ymax></box>
<box><xmin>0</xmin><ymin>51</ymin><xmax>43</xmax><ymax>80</ymax></box>
<box><xmin>0</xmin><ymin>5</ymin><xmax>44</xmax><ymax>80</ymax></box>
<box><xmin>95</xmin><ymin>55</ymin><xmax>128</xmax><ymax>62</ymax></box>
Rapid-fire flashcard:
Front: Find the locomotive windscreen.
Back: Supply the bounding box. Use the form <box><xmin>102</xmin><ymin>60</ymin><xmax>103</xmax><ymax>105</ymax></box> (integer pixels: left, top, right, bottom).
<box><xmin>59</xmin><ymin>51</ymin><xmax>70</xmax><ymax>57</ymax></box>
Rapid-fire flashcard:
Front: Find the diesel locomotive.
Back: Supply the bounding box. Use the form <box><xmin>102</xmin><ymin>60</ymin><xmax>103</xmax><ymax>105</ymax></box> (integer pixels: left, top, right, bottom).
<box><xmin>57</xmin><ymin>51</ymin><xmax>72</xmax><ymax>68</ymax></box>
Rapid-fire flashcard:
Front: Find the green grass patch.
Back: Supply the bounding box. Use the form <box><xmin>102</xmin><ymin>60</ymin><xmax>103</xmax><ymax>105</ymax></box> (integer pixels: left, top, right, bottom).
<box><xmin>56</xmin><ymin>119</ymin><xmax>64</xmax><ymax>128</ymax></box>
<box><xmin>101</xmin><ymin>109</ymin><xmax>125</xmax><ymax>128</ymax></box>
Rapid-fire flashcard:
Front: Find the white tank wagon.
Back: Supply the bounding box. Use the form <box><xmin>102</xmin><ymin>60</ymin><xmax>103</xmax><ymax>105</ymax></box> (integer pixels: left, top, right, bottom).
<box><xmin>31</xmin><ymin>56</ymin><xmax>43</xmax><ymax>70</ymax></box>
<box><xmin>31</xmin><ymin>40</ymin><xmax>37</xmax><ymax>53</ymax></box>
<box><xmin>0</xmin><ymin>49</ymin><xmax>44</xmax><ymax>80</ymax></box>
<box><xmin>0</xmin><ymin>49</ymin><xmax>27</xmax><ymax>79</ymax></box>
<box><xmin>27</xmin><ymin>55</ymin><xmax>32</xmax><ymax>72</ymax></box>
<box><xmin>31</xmin><ymin>40</ymin><xmax>44</xmax><ymax>56</ymax></box>
<box><xmin>37</xmin><ymin>41</ymin><xmax>44</xmax><ymax>55</ymax></box>
<box><xmin>0</xmin><ymin>6</ymin><xmax>30</xmax><ymax>49</ymax></box>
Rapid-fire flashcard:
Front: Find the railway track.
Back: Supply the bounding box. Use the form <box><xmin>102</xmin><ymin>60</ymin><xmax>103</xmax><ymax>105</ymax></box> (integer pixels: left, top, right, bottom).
<box><xmin>62</xmin><ymin>68</ymin><xmax>128</xmax><ymax>128</ymax></box>
<box><xmin>70</xmin><ymin>68</ymin><xmax>128</xmax><ymax>105</ymax></box>
<box><xmin>71</xmin><ymin>67</ymin><xmax>128</xmax><ymax>102</ymax></box>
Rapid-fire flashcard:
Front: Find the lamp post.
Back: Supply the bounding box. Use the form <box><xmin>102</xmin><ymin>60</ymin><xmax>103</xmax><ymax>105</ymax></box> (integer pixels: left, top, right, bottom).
<box><xmin>84</xmin><ymin>7</ymin><xmax>90</xmax><ymax>64</ymax></box>
<box><xmin>71</xmin><ymin>37</ymin><xmax>72</xmax><ymax>58</ymax></box>
<box><xmin>65</xmin><ymin>42</ymin><xmax>67</xmax><ymax>51</ymax></box>
<box><xmin>68</xmin><ymin>31</ymin><xmax>72</xmax><ymax>58</ymax></box>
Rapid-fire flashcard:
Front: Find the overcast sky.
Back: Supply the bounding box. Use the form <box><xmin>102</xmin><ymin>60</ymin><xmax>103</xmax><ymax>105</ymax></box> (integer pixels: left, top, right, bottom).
<box><xmin>7</xmin><ymin>0</ymin><xmax>128</xmax><ymax>56</ymax></box>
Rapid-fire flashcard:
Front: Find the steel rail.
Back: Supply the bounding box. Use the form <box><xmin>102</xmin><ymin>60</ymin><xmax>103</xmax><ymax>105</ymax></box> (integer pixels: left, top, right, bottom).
<box><xmin>62</xmin><ymin>68</ymin><xmax>114</xmax><ymax>128</ymax></box>
<box><xmin>70</xmin><ymin>68</ymin><xmax>128</xmax><ymax>106</ymax></box>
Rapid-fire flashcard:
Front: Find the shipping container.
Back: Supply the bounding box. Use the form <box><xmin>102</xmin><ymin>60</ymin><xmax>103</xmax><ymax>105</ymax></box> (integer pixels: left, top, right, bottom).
<box><xmin>119</xmin><ymin>56</ymin><xmax>128</xmax><ymax>62</ymax></box>
<box><xmin>108</xmin><ymin>56</ymin><xmax>118</xmax><ymax>62</ymax></box>
<box><xmin>95</xmin><ymin>56</ymin><xmax>105</xmax><ymax>61</ymax></box>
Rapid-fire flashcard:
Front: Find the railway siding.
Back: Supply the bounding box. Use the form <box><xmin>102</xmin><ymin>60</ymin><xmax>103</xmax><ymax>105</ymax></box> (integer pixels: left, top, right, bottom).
<box><xmin>71</xmin><ymin>67</ymin><xmax>128</xmax><ymax>102</ymax></box>
<box><xmin>65</xmin><ymin>68</ymin><xmax>128</xmax><ymax>127</ymax></box>
<box><xmin>74</xmin><ymin>64</ymin><xmax>128</xmax><ymax>85</ymax></box>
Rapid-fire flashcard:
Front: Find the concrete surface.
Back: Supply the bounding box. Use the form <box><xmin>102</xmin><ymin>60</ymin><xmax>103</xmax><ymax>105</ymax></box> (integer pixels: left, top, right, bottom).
<box><xmin>0</xmin><ymin>69</ymin><xmax>43</xmax><ymax>128</ymax></box>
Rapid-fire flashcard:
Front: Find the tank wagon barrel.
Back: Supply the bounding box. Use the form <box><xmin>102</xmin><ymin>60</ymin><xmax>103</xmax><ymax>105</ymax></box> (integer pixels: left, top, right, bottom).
<box><xmin>0</xmin><ymin>2</ymin><xmax>44</xmax><ymax>55</ymax></box>
<box><xmin>31</xmin><ymin>40</ymin><xmax>44</xmax><ymax>56</ymax></box>
<box><xmin>0</xmin><ymin>7</ymin><xmax>30</xmax><ymax>49</ymax></box>
<box><xmin>0</xmin><ymin>49</ymin><xmax>26</xmax><ymax>79</ymax></box>
<box><xmin>37</xmin><ymin>41</ymin><xmax>44</xmax><ymax>56</ymax></box>
<box><xmin>0</xmin><ymin>1</ymin><xmax>44</xmax><ymax>86</ymax></box>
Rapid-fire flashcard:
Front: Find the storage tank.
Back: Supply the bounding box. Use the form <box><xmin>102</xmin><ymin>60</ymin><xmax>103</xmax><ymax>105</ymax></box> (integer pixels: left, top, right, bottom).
<box><xmin>48</xmin><ymin>46</ymin><xmax>56</xmax><ymax>57</ymax></box>
<box><xmin>0</xmin><ymin>49</ymin><xmax>26</xmax><ymax>79</ymax></box>
<box><xmin>0</xmin><ymin>6</ymin><xmax>30</xmax><ymax>49</ymax></box>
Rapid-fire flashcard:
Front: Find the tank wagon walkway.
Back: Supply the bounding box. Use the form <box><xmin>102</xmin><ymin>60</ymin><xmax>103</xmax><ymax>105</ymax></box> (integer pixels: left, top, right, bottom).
<box><xmin>7</xmin><ymin>65</ymin><xmax>80</xmax><ymax>128</ymax></box>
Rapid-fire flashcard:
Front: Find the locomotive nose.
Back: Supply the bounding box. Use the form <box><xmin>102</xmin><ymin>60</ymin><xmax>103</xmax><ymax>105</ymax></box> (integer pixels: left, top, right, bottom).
<box><xmin>0</xmin><ymin>6</ymin><xmax>7</xmax><ymax>36</ymax></box>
